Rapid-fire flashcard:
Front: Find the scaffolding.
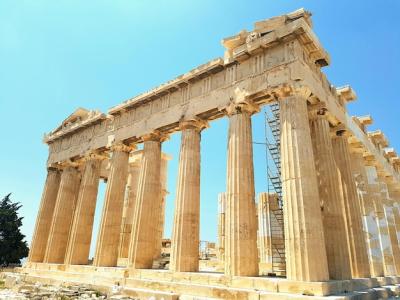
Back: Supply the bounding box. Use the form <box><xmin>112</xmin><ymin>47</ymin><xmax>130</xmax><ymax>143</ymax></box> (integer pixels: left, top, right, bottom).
<box><xmin>264</xmin><ymin>102</ymin><xmax>286</xmax><ymax>277</ymax></box>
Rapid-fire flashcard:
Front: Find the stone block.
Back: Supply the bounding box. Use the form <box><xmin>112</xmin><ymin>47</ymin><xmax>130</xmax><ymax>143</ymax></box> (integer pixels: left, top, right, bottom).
<box><xmin>277</xmin><ymin>280</ymin><xmax>331</xmax><ymax>296</ymax></box>
<box><xmin>4</xmin><ymin>275</ymin><xmax>19</xmax><ymax>288</ymax></box>
<box><xmin>253</xmin><ymin>277</ymin><xmax>279</xmax><ymax>292</ymax></box>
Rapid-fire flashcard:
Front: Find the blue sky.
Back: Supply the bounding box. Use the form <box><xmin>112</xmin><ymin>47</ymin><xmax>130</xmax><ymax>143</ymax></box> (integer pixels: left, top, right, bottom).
<box><xmin>1</xmin><ymin>1</ymin><xmax>399</xmax><ymax>257</ymax></box>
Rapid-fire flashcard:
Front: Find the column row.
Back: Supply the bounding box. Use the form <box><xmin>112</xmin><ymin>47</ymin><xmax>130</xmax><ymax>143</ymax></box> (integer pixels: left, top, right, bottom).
<box><xmin>30</xmin><ymin>93</ymin><xmax>400</xmax><ymax>282</ymax></box>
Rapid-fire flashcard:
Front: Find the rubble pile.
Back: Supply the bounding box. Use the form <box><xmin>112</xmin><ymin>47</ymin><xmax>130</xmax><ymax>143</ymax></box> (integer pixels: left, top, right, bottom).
<box><xmin>0</xmin><ymin>275</ymin><xmax>139</xmax><ymax>300</ymax></box>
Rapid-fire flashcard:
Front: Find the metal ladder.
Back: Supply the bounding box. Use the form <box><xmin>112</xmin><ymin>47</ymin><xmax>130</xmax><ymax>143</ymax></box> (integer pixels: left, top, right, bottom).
<box><xmin>264</xmin><ymin>102</ymin><xmax>286</xmax><ymax>277</ymax></box>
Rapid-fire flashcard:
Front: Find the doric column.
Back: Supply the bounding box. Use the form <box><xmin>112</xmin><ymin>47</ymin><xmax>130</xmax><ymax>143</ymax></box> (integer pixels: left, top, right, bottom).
<box><xmin>257</xmin><ymin>193</ymin><xmax>272</xmax><ymax>268</ymax></box>
<box><xmin>392</xmin><ymin>203</ymin><xmax>400</xmax><ymax>255</ymax></box>
<box><xmin>378</xmin><ymin>179</ymin><xmax>400</xmax><ymax>274</ymax></box>
<box><xmin>309</xmin><ymin>109</ymin><xmax>351</xmax><ymax>280</ymax></box>
<box><xmin>258</xmin><ymin>193</ymin><xmax>285</xmax><ymax>275</ymax></box>
<box><xmin>375</xmin><ymin>200</ymin><xmax>396</xmax><ymax>276</ymax></box>
<box><xmin>383</xmin><ymin>197</ymin><xmax>400</xmax><ymax>274</ymax></box>
<box><xmin>388</xmin><ymin>185</ymin><xmax>400</xmax><ymax>254</ymax></box>
<box><xmin>170</xmin><ymin>119</ymin><xmax>207</xmax><ymax>272</ymax></box>
<box><xmin>94</xmin><ymin>143</ymin><xmax>132</xmax><ymax>267</ymax></box>
<box><xmin>64</xmin><ymin>153</ymin><xmax>104</xmax><ymax>265</ymax></box>
<box><xmin>366</xmin><ymin>164</ymin><xmax>396</xmax><ymax>276</ymax></box>
<box><xmin>280</xmin><ymin>94</ymin><xmax>329</xmax><ymax>282</ymax></box>
<box><xmin>224</xmin><ymin>101</ymin><xmax>259</xmax><ymax>277</ymax></box>
<box><xmin>350</xmin><ymin>153</ymin><xmax>384</xmax><ymax>277</ymax></box>
<box><xmin>332</xmin><ymin>132</ymin><xmax>370</xmax><ymax>278</ymax></box>
<box><xmin>153</xmin><ymin>155</ymin><xmax>170</xmax><ymax>260</ymax></box>
<box><xmin>217</xmin><ymin>192</ymin><xmax>226</xmax><ymax>262</ymax></box>
<box><xmin>118</xmin><ymin>160</ymin><xmax>141</xmax><ymax>260</ymax></box>
<box><xmin>44</xmin><ymin>164</ymin><xmax>81</xmax><ymax>264</ymax></box>
<box><xmin>28</xmin><ymin>168</ymin><xmax>61</xmax><ymax>263</ymax></box>
<box><xmin>128</xmin><ymin>132</ymin><xmax>164</xmax><ymax>269</ymax></box>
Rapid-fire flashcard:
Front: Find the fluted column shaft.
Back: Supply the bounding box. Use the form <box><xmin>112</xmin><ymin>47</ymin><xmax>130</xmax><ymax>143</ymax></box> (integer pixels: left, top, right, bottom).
<box><xmin>332</xmin><ymin>134</ymin><xmax>370</xmax><ymax>278</ymax></box>
<box><xmin>309</xmin><ymin>114</ymin><xmax>351</xmax><ymax>280</ymax></box>
<box><xmin>383</xmin><ymin>198</ymin><xmax>400</xmax><ymax>274</ymax></box>
<box><xmin>392</xmin><ymin>204</ymin><xmax>400</xmax><ymax>255</ymax></box>
<box><xmin>379</xmin><ymin>180</ymin><xmax>400</xmax><ymax>274</ymax></box>
<box><xmin>350</xmin><ymin>153</ymin><xmax>384</xmax><ymax>277</ymax></box>
<box><xmin>280</xmin><ymin>95</ymin><xmax>329</xmax><ymax>282</ymax></box>
<box><xmin>28</xmin><ymin>168</ymin><xmax>61</xmax><ymax>263</ymax></box>
<box><xmin>224</xmin><ymin>104</ymin><xmax>259</xmax><ymax>277</ymax></box>
<box><xmin>257</xmin><ymin>193</ymin><xmax>272</xmax><ymax>266</ymax></box>
<box><xmin>128</xmin><ymin>134</ymin><xmax>163</xmax><ymax>269</ymax></box>
<box><xmin>44</xmin><ymin>166</ymin><xmax>81</xmax><ymax>263</ymax></box>
<box><xmin>366</xmin><ymin>165</ymin><xmax>396</xmax><ymax>275</ymax></box>
<box><xmin>153</xmin><ymin>157</ymin><xmax>169</xmax><ymax>260</ymax></box>
<box><xmin>170</xmin><ymin>120</ymin><xmax>205</xmax><ymax>272</ymax></box>
<box><xmin>94</xmin><ymin>144</ymin><xmax>131</xmax><ymax>267</ymax></box>
<box><xmin>388</xmin><ymin>187</ymin><xmax>400</xmax><ymax>253</ymax></box>
<box><xmin>64</xmin><ymin>155</ymin><xmax>102</xmax><ymax>265</ymax></box>
<box><xmin>118</xmin><ymin>162</ymin><xmax>141</xmax><ymax>259</ymax></box>
<box><xmin>217</xmin><ymin>193</ymin><xmax>226</xmax><ymax>262</ymax></box>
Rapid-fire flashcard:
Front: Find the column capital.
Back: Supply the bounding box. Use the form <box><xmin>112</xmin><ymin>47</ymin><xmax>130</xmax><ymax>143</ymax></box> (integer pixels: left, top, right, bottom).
<box><xmin>141</xmin><ymin>131</ymin><xmax>169</xmax><ymax>143</ymax></box>
<box><xmin>292</xmin><ymin>86</ymin><xmax>312</xmax><ymax>99</ymax></box>
<box><xmin>308</xmin><ymin>104</ymin><xmax>328</xmax><ymax>121</ymax></box>
<box><xmin>331</xmin><ymin>124</ymin><xmax>350</xmax><ymax>138</ymax></box>
<box><xmin>72</xmin><ymin>151</ymin><xmax>108</xmax><ymax>166</ymax></box>
<box><xmin>84</xmin><ymin>150</ymin><xmax>108</xmax><ymax>161</ymax></box>
<box><xmin>47</xmin><ymin>163</ymin><xmax>62</xmax><ymax>172</ymax></box>
<box><xmin>58</xmin><ymin>160</ymin><xmax>81</xmax><ymax>170</ymax></box>
<box><xmin>111</xmin><ymin>142</ymin><xmax>136</xmax><ymax>153</ymax></box>
<box><xmin>179</xmin><ymin>118</ymin><xmax>208</xmax><ymax>132</ymax></box>
<box><xmin>224</xmin><ymin>100</ymin><xmax>259</xmax><ymax>116</ymax></box>
<box><xmin>276</xmin><ymin>86</ymin><xmax>312</xmax><ymax>102</ymax></box>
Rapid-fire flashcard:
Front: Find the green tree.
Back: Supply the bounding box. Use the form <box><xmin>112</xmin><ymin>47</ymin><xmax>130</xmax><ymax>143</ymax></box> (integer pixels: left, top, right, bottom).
<box><xmin>0</xmin><ymin>194</ymin><xmax>29</xmax><ymax>266</ymax></box>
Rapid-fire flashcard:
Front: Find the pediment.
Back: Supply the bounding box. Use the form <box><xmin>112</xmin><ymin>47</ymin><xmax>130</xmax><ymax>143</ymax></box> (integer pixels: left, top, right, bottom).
<box><xmin>44</xmin><ymin>107</ymin><xmax>106</xmax><ymax>143</ymax></box>
<box><xmin>51</xmin><ymin>108</ymin><xmax>90</xmax><ymax>134</ymax></box>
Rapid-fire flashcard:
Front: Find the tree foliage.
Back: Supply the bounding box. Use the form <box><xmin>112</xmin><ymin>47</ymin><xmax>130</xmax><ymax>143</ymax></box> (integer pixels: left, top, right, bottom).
<box><xmin>0</xmin><ymin>194</ymin><xmax>29</xmax><ymax>266</ymax></box>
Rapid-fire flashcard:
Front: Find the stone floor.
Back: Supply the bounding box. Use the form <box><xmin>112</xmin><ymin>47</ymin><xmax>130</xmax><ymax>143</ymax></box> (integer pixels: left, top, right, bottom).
<box><xmin>5</xmin><ymin>267</ymin><xmax>400</xmax><ymax>299</ymax></box>
<box><xmin>0</xmin><ymin>279</ymin><xmax>139</xmax><ymax>300</ymax></box>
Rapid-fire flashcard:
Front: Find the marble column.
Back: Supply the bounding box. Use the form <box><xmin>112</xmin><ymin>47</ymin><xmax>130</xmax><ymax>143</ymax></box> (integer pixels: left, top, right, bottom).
<box><xmin>280</xmin><ymin>95</ymin><xmax>329</xmax><ymax>282</ymax></box>
<box><xmin>332</xmin><ymin>133</ymin><xmax>370</xmax><ymax>278</ymax></box>
<box><xmin>383</xmin><ymin>197</ymin><xmax>400</xmax><ymax>274</ymax></box>
<box><xmin>350</xmin><ymin>153</ymin><xmax>384</xmax><ymax>277</ymax></box>
<box><xmin>309</xmin><ymin>110</ymin><xmax>351</xmax><ymax>280</ymax></box>
<box><xmin>153</xmin><ymin>155</ymin><xmax>170</xmax><ymax>260</ymax></box>
<box><xmin>128</xmin><ymin>133</ymin><xmax>164</xmax><ymax>269</ymax></box>
<box><xmin>388</xmin><ymin>186</ymin><xmax>400</xmax><ymax>252</ymax></box>
<box><xmin>94</xmin><ymin>143</ymin><xmax>131</xmax><ymax>267</ymax></box>
<box><xmin>257</xmin><ymin>193</ymin><xmax>272</xmax><ymax>268</ymax></box>
<box><xmin>170</xmin><ymin>120</ymin><xmax>206</xmax><ymax>272</ymax></box>
<box><xmin>44</xmin><ymin>165</ymin><xmax>81</xmax><ymax>264</ymax></box>
<box><xmin>365</xmin><ymin>164</ymin><xmax>396</xmax><ymax>276</ymax></box>
<box><xmin>379</xmin><ymin>179</ymin><xmax>400</xmax><ymax>274</ymax></box>
<box><xmin>392</xmin><ymin>203</ymin><xmax>400</xmax><ymax>254</ymax></box>
<box><xmin>217</xmin><ymin>192</ymin><xmax>226</xmax><ymax>262</ymax></box>
<box><xmin>28</xmin><ymin>168</ymin><xmax>61</xmax><ymax>263</ymax></box>
<box><xmin>64</xmin><ymin>153</ymin><xmax>103</xmax><ymax>265</ymax></box>
<box><xmin>118</xmin><ymin>161</ymin><xmax>141</xmax><ymax>260</ymax></box>
<box><xmin>224</xmin><ymin>102</ymin><xmax>259</xmax><ymax>277</ymax></box>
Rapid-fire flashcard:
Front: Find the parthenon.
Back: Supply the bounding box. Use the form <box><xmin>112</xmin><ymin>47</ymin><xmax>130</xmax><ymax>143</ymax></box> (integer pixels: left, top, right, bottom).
<box><xmin>20</xmin><ymin>8</ymin><xmax>400</xmax><ymax>299</ymax></box>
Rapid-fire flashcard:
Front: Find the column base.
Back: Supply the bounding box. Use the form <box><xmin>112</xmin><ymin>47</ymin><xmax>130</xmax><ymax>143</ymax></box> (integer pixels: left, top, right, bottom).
<box><xmin>13</xmin><ymin>263</ymin><xmax>400</xmax><ymax>299</ymax></box>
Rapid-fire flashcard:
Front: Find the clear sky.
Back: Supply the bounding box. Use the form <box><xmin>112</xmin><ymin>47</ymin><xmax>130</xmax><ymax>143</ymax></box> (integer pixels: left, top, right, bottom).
<box><xmin>1</xmin><ymin>1</ymin><xmax>399</xmax><ymax>257</ymax></box>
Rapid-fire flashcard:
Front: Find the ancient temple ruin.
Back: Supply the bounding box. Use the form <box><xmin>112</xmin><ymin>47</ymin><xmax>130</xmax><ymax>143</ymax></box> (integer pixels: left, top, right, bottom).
<box><xmin>20</xmin><ymin>8</ymin><xmax>400</xmax><ymax>299</ymax></box>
